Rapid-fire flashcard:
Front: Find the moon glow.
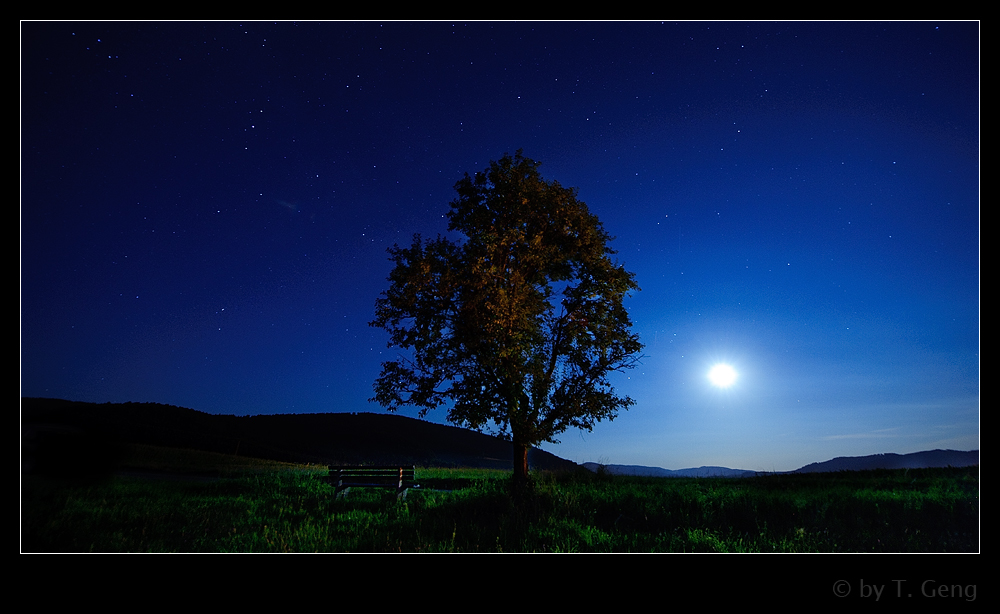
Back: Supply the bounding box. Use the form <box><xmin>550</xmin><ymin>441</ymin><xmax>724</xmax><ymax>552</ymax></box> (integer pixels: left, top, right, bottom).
<box><xmin>708</xmin><ymin>364</ymin><xmax>738</xmax><ymax>388</ymax></box>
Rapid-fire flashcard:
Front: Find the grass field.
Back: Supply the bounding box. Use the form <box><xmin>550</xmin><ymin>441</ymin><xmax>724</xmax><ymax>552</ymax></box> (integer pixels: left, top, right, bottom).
<box><xmin>21</xmin><ymin>445</ymin><xmax>978</xmax><ymax>552</ymax></box>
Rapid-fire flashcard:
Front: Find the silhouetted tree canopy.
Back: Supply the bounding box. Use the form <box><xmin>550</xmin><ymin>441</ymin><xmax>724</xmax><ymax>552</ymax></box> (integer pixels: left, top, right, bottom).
<box><xmin>371</xmin><ymin>151</ymin><xmax>643</xmax><ymax>485</ymax></box>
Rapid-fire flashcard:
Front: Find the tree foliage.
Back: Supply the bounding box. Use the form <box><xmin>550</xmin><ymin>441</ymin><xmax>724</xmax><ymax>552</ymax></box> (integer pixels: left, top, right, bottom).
<box><xmin>370</xmin><ymin>152</ymin><xmax>642</xmax><ymax>482</ymax></box>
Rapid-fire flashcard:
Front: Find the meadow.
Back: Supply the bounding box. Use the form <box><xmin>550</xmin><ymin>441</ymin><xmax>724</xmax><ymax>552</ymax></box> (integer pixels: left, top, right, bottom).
<box><xmin>21</xmin><ymin>445</ymin><xmax>978</xmax><ymax>553</ymax></box>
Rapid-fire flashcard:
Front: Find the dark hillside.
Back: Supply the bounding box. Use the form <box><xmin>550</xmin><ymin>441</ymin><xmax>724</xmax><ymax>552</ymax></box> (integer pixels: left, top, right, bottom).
<box><xmin>21</xmin><ymin>398</ymin><xmax>577</xmax><ymax>473</ymax></box>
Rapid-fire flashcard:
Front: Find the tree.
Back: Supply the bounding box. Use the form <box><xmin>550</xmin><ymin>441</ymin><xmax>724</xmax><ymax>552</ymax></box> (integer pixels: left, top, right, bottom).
<box><xmin>370</xmin><ymin>151</ymin><xmax>642</xmax><ymax>487</ymax></box>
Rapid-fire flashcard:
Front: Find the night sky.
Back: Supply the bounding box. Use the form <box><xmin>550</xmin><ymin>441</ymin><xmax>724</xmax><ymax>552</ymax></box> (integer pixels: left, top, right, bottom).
<box><xmin>21</xmin><ymin>22</ymin><xmax>979</xmax><ymax>471</ymax></box>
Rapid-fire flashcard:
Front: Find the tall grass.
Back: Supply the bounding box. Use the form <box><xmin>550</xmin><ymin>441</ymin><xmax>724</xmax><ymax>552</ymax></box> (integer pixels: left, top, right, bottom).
<box><xmin>22</xmin><ymin>463</ymin><xmax>978</xmax><ymax>552</ymax></box>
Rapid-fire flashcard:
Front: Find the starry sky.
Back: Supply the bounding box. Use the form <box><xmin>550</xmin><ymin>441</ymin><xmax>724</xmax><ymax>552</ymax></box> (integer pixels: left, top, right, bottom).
<box><xmin>21</xmin><ymin>21</ymin><xmax>979</xmax><ymax>472</ymax></box>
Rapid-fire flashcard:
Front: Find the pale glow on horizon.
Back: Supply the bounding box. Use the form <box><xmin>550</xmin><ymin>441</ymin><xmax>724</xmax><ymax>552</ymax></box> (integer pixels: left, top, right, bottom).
<box><xmin>708</xmin><ymin>364</ymin><xmax>738</xmax><ymax>388</ymax></box>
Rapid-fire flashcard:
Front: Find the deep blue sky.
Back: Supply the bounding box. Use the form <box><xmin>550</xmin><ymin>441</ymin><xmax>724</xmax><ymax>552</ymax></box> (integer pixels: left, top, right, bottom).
<box><xmin>21</xmin><ymin>21</ymin><xmax>979</xmax><ymax>471</ymax></box>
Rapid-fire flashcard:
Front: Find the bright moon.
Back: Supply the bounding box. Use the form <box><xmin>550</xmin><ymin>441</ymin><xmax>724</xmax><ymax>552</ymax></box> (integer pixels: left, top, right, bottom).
<box><xmin>708</xmin><ymin>364</ymin><xmax>738</xmax><ymax>388</ymax></box>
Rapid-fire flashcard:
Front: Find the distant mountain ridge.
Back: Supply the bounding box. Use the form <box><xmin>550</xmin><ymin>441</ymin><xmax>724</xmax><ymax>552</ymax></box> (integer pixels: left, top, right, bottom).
<box><xmin>793</xmin><ymin>449</ymin><xmax>979</xmax><ymax>473</ymax></box>
<box><xmin>581</xmin><ymin>463</ymin><xmax>757</xmax><ymax>478</ymax></box>
<box><xmin>584</xmin><ymin>449</ymin><xmax>979</xmax><ymax>477</ymax></box>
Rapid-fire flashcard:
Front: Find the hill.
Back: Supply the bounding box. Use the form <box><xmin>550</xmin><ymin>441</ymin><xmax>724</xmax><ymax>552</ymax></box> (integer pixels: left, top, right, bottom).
<box><xmin>20</xmin><ymin>397</ymin><xmax>578</xmax><ymax>474</ymax></box>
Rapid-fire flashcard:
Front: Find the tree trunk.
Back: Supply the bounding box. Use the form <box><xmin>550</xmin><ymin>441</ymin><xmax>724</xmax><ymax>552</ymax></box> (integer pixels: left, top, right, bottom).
<box><xmin>511</xmin><ymin>439</ymin><xmax>531</xmax><ymax>505</ymax></box>
<box><xmin>509</xmin><ymin>387</ymin><xmax>532</xmax><ymax>502</ymax></box>
<box><xmin>513</xmin><ymin>440</ymin><xmax>529</xmax><ymax>486</ymax></box>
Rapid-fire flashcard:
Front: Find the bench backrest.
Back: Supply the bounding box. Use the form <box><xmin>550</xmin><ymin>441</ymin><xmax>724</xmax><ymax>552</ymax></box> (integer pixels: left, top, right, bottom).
<box><xmin>328</xmin><ymin>465</ymin><xmax>416</xmax><ymax>486</ymax></box>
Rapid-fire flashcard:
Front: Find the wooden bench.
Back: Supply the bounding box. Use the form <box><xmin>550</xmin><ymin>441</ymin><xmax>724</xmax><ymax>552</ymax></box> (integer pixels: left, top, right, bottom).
<box><xmin>327</xmin><ymin>465</ymin><xmax>417</xmax><ymax>500</ymax></box>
